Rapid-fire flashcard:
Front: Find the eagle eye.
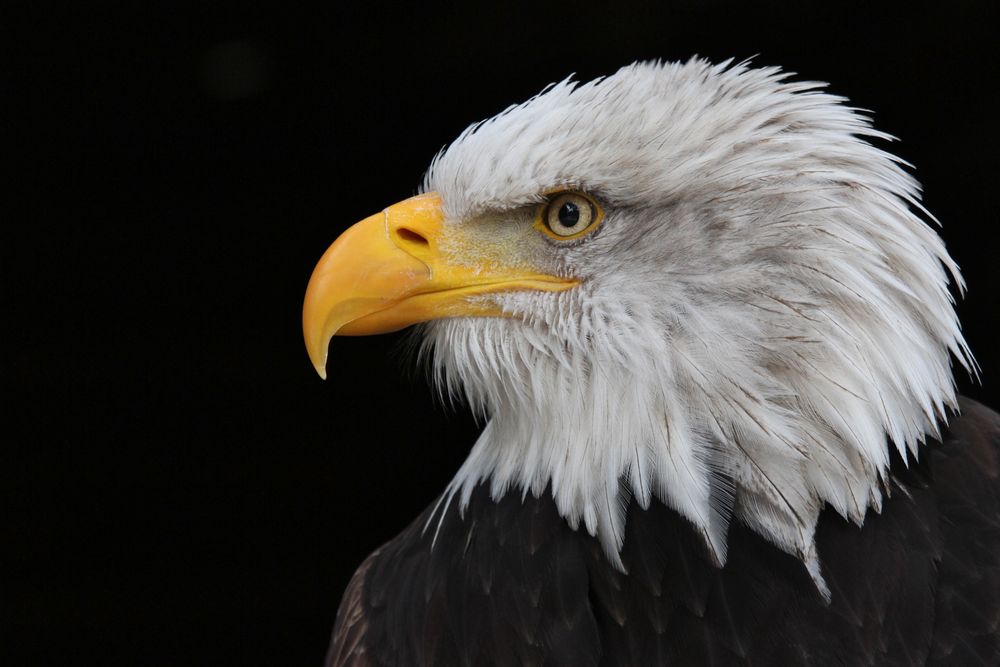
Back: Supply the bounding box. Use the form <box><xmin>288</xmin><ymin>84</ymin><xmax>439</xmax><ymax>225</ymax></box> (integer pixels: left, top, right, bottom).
<box><xmin>537</xmin><ymin>192</ymin><xmax>603</xmax><ymax>240</ymax></box>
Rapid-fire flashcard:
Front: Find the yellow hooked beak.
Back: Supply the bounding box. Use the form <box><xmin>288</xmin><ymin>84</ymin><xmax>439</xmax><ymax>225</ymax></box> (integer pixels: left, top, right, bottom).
<box><xmin>302</xmin><ymin>192</ymin><xmax>577</xmax><ymax>379</ymax></box>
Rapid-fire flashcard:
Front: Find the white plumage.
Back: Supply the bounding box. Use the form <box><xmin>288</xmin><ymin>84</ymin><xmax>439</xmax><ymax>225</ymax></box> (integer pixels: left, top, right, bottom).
<box><xmin>417</xmin><ymin>58</ymin><xmax>974</xmax><ymax>595</ymax></box>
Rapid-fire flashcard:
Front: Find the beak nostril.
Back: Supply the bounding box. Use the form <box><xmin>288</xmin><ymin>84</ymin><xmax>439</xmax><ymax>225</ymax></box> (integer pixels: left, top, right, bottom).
<box><xmin>396</xmin><ymin>227</ymin><xmax>430</xmax><ymax>248</ymax></box>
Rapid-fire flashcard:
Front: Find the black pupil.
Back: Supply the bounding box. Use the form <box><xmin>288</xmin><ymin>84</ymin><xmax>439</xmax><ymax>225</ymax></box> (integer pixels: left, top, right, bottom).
<box><xmin>557</xmin><ymin>201</ymin><xmax>580</xmax><ymax>227</ymax></box>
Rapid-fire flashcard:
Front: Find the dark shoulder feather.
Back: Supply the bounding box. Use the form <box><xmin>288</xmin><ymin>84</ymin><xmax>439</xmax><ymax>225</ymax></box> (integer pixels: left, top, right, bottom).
<box><xmin>926</xmin><ymin>397</ymin><xmax>1000</xmax><ymax>665</ymax></box>
<box><xmin>325</xmin><ymin>547</ymin><xmax>381</xmax><ymax>667</ymax></box>
<box><xmin>326</xmin><ymin>396</ymin><xmax>1000</xmax><ymax>666</ymax></box>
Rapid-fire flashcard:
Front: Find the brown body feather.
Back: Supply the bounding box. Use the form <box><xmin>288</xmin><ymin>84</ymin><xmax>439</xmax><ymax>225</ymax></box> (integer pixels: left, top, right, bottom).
<box><xmin>328</xmin><ymin>397</ymin><xmax>1000</xmax><ymax>666</ymax></box>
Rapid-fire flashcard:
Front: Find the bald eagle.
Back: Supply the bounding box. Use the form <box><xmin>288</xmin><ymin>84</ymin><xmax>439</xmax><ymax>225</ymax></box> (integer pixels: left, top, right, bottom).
<box><xmin>304</xmin><ymin>60</ymin><xmax>1000</xmax><ymax>666</ymax></box>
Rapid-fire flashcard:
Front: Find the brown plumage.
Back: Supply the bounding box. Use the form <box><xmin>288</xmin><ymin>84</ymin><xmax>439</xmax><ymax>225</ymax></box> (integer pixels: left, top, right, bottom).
<box><xmin>327</xmin><ymin>397</ymin><xmax>1000</xmax><ymax>666</ymax></box>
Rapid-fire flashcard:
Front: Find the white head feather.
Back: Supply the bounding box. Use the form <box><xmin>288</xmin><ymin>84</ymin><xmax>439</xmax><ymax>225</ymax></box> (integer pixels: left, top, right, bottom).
<box><xmin>416</xmin><ymin>58</ymin><xmax>973</xmax><ymax>594</ymax></box>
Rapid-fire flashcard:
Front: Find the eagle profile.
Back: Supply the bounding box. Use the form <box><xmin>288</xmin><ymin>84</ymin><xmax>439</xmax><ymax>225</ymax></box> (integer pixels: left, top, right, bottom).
<box><xmin>303</xmin><ymin>60</ymin><xmax>1000</xmax><ymax>665</ymax></box>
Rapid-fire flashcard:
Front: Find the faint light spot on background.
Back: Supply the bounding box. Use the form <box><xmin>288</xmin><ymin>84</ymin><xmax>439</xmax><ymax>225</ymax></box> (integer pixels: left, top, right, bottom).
<box><xmin>201</xmin><ymin>40</ymin><xmax>273</xmax><ymax>100</ymax></box>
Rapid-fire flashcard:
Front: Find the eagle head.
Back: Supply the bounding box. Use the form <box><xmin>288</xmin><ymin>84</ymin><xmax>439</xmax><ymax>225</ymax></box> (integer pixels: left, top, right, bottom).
<box><xmin>303</xmin><ymin>59</ymin><xmax>972</xmax><ymax>592</ymax></box>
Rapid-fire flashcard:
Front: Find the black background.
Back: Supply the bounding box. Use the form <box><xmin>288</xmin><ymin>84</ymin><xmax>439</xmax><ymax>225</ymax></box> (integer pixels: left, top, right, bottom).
<box><xmin>9</xmin><ymin>1</ymin><xmax>999</xmax><ymax>665</ymax></box>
